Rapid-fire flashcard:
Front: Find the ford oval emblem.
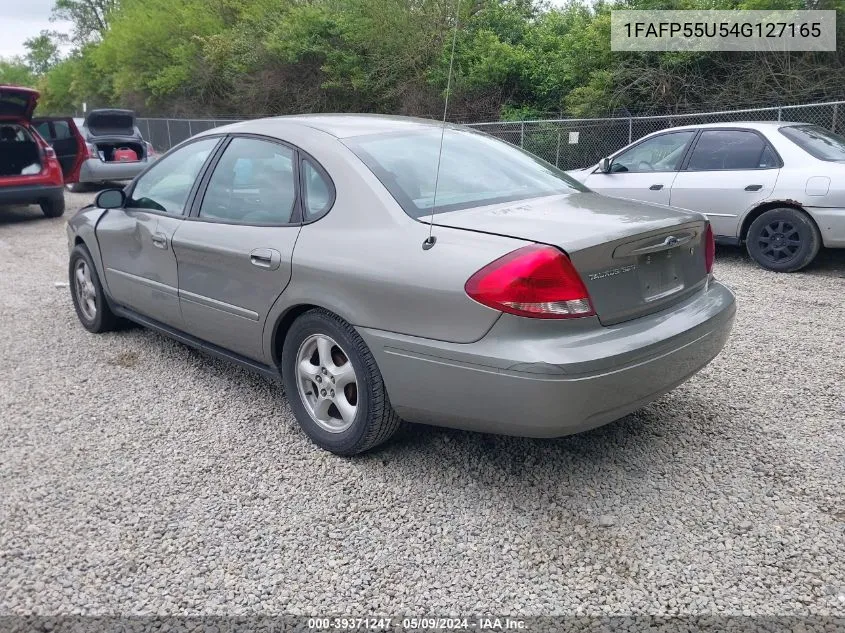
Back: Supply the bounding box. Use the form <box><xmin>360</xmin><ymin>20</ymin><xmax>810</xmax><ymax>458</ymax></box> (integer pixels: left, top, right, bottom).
<box><xmin>663</xmin><ymin>235</ymin><xmax>680</xmax><ymax>247</ymax></box>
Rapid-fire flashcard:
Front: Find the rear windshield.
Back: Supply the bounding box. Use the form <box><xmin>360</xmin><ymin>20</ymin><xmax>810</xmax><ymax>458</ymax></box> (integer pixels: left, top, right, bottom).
<box><xmin>344</xmin><ymin>127</ymin><xmax>588</xmax><ymax>217</ymax></box>
<box><xmin>780</xmin><ymin>125</ymin><xmax>845</xmax><ymax>162</ymax></box>
<box><xmin>0</xmin><ymin>93</ymin><xmax>32</xmax><ymax>117</ymax></box>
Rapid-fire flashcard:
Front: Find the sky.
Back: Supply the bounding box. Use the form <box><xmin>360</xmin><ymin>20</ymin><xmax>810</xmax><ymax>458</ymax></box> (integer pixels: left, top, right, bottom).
<box><xmin>0</xmin><ymin>0</ymin><xmax>73</xmax><ymax>59</ymax></box>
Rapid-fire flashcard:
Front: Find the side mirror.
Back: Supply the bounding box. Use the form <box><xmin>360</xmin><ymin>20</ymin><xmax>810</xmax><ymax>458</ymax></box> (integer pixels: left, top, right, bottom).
<box><xmin>599</xmin><ymin>157</ymin><xmax>612</xmax><ymax>173</ymax></box>
<box><xmin>95</xmin><ymin>188</ymin><xmax>126</xmax><ymax>209</ymax></box>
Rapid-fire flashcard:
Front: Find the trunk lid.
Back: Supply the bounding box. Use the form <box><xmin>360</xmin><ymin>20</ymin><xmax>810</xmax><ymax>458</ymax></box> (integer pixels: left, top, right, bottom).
<box><xmin>0</xmin><ymin>85</ymin><xmax>39</xmax><ymax>122</ymax></box>
<box><xmin>85</xmin><ymin>109</ymin><xmax>136</xmax><ymax>137</ymax></box>
<box><xmin>434</xmin><ymin>192</ymin><xmax>710</xmax><ymax>325</ymax></box>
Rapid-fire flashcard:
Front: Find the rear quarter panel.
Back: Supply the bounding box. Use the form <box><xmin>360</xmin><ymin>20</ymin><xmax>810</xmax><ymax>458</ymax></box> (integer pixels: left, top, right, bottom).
<box><xmin>768</xmin><ymin>162</ymin><xmax>845</xmax><ymax>246</ymax></box>
<box><xmin>766</xmin><ymin>163</ymin><xmax>845</xmax><ymax>208</ymax></box>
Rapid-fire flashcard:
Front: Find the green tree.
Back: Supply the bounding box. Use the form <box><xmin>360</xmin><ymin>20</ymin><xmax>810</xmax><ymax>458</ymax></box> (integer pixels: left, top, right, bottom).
<box><xmin>24</xmin><ymin>32</ymin><xmax>61</xmax><ymax>75</ymax></box>
<box><xmin>29</xmin><ymin>0</ymin><xmax>845</xmax><ymax>120</ymax></box>
<box><xmin>0</xmin><ymin>58</ymin><xmax>36</xmax><ymax>86</ymax></box>
<box><xmin>52</xmin><ymin>0</ymin><xmax>119</xmax><ymax>43</ymax></box>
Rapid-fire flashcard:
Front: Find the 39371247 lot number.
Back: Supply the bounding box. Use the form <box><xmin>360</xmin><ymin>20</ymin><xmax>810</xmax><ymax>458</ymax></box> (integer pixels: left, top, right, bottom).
<box><xmin>308</xmin><ymin>618</ymin><xmax>394</xmax><ymax>630</ymax></box>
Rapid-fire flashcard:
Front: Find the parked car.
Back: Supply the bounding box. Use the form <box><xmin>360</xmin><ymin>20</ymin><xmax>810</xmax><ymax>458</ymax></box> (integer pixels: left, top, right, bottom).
<box><xmin>568</xmin><ymin>122</ymin><xmax>845</xmax><ymax>272</ymax></box>
<box><xmin>37</xmin><ymin>108</ymin><xmax>156</xmax><ymax>192</ymax></box>
<box><xmin>0</xmin><ymin>85</ymin><xmax>86</xmax><ymax>217</ymax></box>
<box><xmin>66</xmin><ymin>115</ymin><xmax>736</xmax><ymax>454</ymax></box>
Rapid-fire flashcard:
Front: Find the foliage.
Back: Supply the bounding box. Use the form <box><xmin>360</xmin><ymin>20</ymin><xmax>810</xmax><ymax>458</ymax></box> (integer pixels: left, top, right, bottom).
<box><xmin>52</xmin><ymin>0</ymin><xmax>118</xmax><ymax>43</ymax></box>
<box><xmin>2</xmin><ymin>0</ymin><xmax>843</xmax><ymax>119</ymax></box>
<box><xmin>24</xmin><ymin>33</ymin><xmax>61</xmax><ymax>75</ymax></box>
<box><xmin>0</xmin><ymin>59</ymin><xmax>36</xmax><ymax>87</ymax></box>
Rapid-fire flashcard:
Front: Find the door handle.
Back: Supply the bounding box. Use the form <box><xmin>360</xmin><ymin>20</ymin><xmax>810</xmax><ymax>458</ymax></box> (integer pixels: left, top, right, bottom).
<box><xmin>649</xmin><ymin>184</ymin><xmax>664</xmax><ymax>190</ymax></box>
<box><xmin>249</xmin><ymin>248</ymin><xmax>282</xmax><ymax>271</ymax></box>
<box><xmin>745</xmin><ymin>184</ymin><xmax>763</xmax><ymax>191</ymax></box>
<box><xmin>151</xmin><ymin>233</ymin><xmax>168</xmax><ymax>249</ymax></box>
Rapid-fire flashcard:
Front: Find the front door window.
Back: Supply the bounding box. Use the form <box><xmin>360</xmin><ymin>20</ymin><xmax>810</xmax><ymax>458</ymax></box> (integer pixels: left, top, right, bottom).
<box><xmin>612</xmin><ymin>132</ymin><xmax>696</xmax><ymax>173</ymax></box>
<box><xmin>127</xmin><ymin>137</ymin><xmax>220</xmax><ymax>214</ymax></box>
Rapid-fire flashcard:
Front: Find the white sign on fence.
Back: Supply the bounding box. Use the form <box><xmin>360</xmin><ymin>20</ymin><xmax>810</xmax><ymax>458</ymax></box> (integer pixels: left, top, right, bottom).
<box><xmin>568</xmin><ymin>131</ymin><xmax>580</xmax><ymax>144</ymax></box>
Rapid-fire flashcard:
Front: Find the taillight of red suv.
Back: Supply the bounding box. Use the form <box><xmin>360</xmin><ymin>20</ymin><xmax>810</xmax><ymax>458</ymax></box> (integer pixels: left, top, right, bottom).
<box><xmin>41</xmin><ymin>146</ymin><xmax>64</xmax><ymax>183</ymax></box>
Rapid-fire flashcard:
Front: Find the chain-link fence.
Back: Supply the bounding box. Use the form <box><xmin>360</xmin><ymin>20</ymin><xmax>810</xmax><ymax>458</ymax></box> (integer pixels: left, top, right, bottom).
<box><xmin>139</xmin><ymin>100</ymin><xmax>845</xmax><ymax>169</ymax></box>
<box><xmin>135</xmin><ymin>118</ymin><xmax>244</xmax><ymax>154</ymax></box>
<box><xmin>466</xmin><ymin>100</ymin><xmax>845</xmax><ymax>170</ymax></box>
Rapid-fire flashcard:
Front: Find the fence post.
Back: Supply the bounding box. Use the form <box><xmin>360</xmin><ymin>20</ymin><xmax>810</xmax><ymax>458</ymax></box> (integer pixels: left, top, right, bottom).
<box><xmin>628</xmin><ymin>117</ymin><xmax>633</xmax><ymax>143</ymax></box>
<box><xmin>555</xmin><ymin>133</ymin><xmax>561</xmax><ymax>167</ymax></box>
<box><xmin>777</xmin><ymin>107</ymin><xmax>782</xmax><ymax>122</ymax></box>
<box><xmin>832</xmin><ymin>103</ymin><xmax>839</xmax><ymax>132</ymax></box>
<box><xmin>165</xmin><ymin>119</ymin><xmax>172</xmax><ymax>151</ymax></box>
<box><xmin>520</xmin><ymin>122</ymin><xmax>525</xmax><ymax>148</ymax></box>
<box><xmin>188</xmin><ymin>119</ymin><xmax>193</xmax><ymax>138</ymax></box>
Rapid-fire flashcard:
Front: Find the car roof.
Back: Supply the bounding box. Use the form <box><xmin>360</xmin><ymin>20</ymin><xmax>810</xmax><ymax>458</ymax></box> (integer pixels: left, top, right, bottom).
<box><xmin>214</xmin><ymin>114</ymin><xmax>455</xmax><ymax>139</ymax></box>
<box><xmin>649</xmin><ymin>121</ymin><xmax>808</xmax><ymax>134</ymax></box>
<box><xmin>204</xmin><ymin>115</ymin><xmax>821</xmax><ymax>144</ymax></box>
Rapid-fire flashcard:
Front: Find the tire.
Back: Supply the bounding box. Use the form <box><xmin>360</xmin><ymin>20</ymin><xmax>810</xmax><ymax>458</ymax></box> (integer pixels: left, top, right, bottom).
<box><xmin>69</xmin><ymin>244</ymin><xmax>118</xmax><ymax>333</ymax></box>
<box><xmin>746</xmin><ymin>207</ymin><xmax>821</xmax><ymax>273</ymax></box>
<box><xmin>281</xmin><ymin>309</ymin><xmax>401</xmax><ymax>455</ymax></box>
<box><xmin>40</xmin><ymin>196</ymin><xmax>65</xmax><ymax>218</ymax></box>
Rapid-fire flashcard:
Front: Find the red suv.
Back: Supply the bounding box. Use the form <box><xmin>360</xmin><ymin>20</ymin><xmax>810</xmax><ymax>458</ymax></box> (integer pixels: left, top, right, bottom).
<box><xmin>0</xmin><ymin>85</ymin><xmax>86</xmax><ymax>217</ymax></box>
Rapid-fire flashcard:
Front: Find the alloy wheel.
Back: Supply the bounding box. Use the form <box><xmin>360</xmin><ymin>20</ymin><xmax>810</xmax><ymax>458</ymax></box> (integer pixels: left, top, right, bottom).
<box><xmin>295</xmin><ymin>334</ymin><xmax>359</xmax><ymax>433</ymax></box>
<box><xmin>74</xmin><ymin>259</ymin><xmax>97</xmax><ymax>321</ymax></box>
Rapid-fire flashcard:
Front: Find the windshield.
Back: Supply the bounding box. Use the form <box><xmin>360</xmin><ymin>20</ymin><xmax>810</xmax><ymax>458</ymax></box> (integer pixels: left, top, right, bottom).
<box><xmin>344</xmin><ymin>127</ymin><xmax>589</xmax><ymax>218</ymax></box>
<box><xmin>780</xmin><ymin>125</ymin><xmax>845</xmax><ymax>162</ymax></box>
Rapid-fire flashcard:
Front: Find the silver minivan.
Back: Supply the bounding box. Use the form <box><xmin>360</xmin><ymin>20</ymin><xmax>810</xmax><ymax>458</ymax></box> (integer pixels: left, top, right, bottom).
<box><xmin>569</xmin><ymin>122</ymin><xmax>845</xmax><ymax>272</ymax></box>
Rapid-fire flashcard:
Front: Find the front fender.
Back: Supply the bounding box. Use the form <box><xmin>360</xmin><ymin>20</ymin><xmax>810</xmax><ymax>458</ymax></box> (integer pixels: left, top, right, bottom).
<box><xmin>67</xmin><ymin>206</ymin><xmax>109</xmax><ymax>290</ymax></box>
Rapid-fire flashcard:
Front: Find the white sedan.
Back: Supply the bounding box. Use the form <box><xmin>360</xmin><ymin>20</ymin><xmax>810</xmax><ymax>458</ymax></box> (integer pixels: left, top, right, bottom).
<box><xmin>568</xmin><ymin>122</ymin><xmax>845</xmax><ymax>271</ymax></box>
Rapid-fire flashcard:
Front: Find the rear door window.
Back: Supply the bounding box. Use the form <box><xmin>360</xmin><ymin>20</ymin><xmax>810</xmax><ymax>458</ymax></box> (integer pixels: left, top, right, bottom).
<box><xmin>52</xmin><ymin>120</ymin><xmax>73</xmax><ymax>140</ymax></box>
<box><xmin>199</xmin><ymin>137</ymin><xmax>298</xmax><ymax>225</ymax></box>
<box><xmin>686</xmin><ymin>130</ymin><xmax>777</xmax><ymax>171</ymax></box>
<box><xmin>34</xmin><ymin>121</ymin><xmax>52</xmax><ymax>140</ymax></box>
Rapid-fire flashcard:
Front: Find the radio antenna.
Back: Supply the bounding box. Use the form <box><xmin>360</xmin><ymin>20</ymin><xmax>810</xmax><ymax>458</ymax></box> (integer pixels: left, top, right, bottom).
<box><xmin>422</xmin><ymin>0</ymin><xmax>460</xmax><ymax>251</ymax></box>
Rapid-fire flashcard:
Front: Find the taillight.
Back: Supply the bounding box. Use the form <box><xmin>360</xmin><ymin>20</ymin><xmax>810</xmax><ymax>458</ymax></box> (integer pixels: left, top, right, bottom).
<box><xmin>704</xmin><ymin>223</ymin><xmax>715</xmax><ymax>275</ymax></box>
<box><xmin>40</xmin><ymin>146</ymin><xmax>62</xmax><ymax>179</ymax></box>
<box><xmin>85</xmin><ymin>143</ymin><xmax>97</xmax><ymax>159</ymax></box>
<box><xmin>146</xmin><ymin>141</ymin><xmax>156</xmax><ymax>157</ymax></box>
<box><xmin>465</xmin><ymin>244</ymin><xmax>595</xmax><ymax>319</ymax></box>
<box><xmin>43</xmin><ymin>146</ymin><xmax>59</xmax><ymax>170</ymax></box>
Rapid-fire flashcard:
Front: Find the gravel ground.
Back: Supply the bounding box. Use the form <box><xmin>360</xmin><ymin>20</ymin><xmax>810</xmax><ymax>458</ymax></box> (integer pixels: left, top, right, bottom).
<box><xmin>1</xmin><ymin>191</ymin><xmax>844</xmax><ymax>618</ymax></box>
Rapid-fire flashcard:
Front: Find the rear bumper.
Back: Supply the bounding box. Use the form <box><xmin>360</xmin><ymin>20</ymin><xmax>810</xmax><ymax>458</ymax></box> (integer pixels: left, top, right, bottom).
<box><xmin>0</xmin><ymin>183</ymin><xmax>63</xmax><ymax>206</ymax></box>
<box><xmin>359</xmin><ymin>280</ymin><xmax>736</xmax><ymax>437</ymax></box>
<box><xmin>806</xmin><ymin>206</ymin><xmax>845</xmax><ymax>248</ymax></box>
<box><xmin>79</xmin><ymin>158</ymin><xmax>148</xmax><ymax>183</ymax></box>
